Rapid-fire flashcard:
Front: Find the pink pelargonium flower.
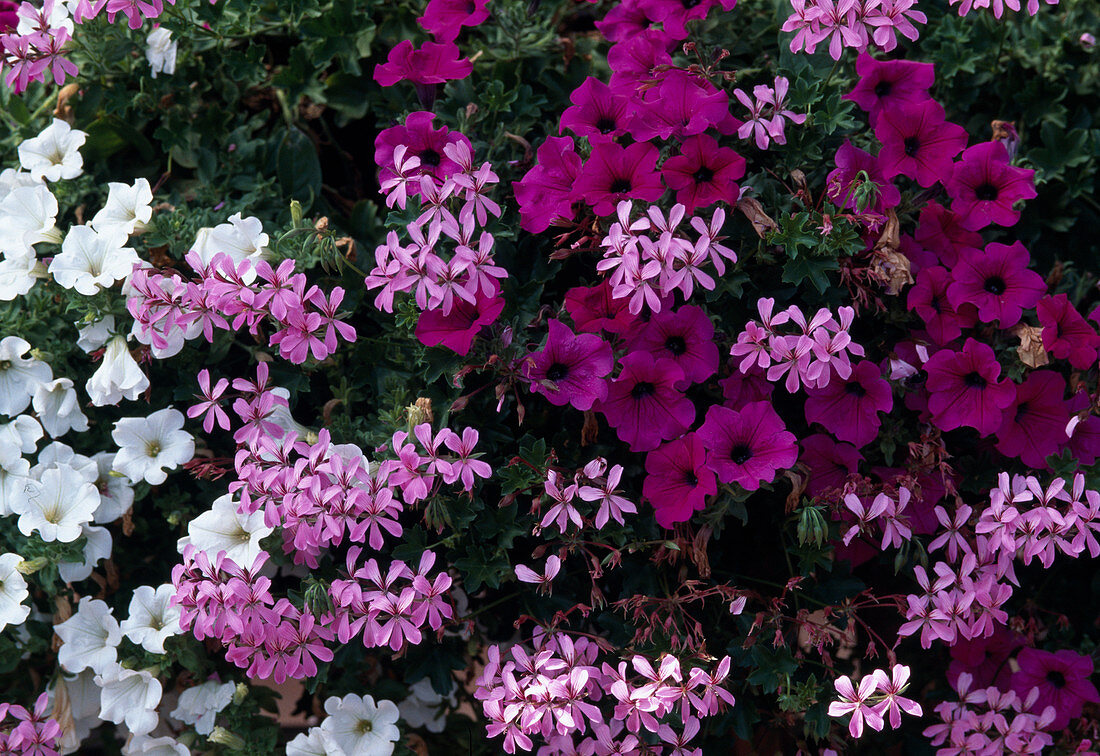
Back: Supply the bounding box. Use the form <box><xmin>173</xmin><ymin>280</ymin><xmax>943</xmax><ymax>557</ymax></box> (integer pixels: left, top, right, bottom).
<box><xmin>828</xmin><ymin>673</ymin><xmax>885</xmax><ymax>738</ymax></box>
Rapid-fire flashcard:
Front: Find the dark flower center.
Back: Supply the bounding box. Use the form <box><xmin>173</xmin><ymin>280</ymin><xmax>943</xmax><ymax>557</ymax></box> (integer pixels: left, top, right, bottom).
<box><xmin>595</xmin><ymin>116</ymin><xmax>617</xmax><ymax>134</ymax></box>
<box><xmin>610</xmin><ymin>177</ymin><xmax>632</xmax><ymax>194</ymax></box>
<box><xmin>974</xmin><ymin>182</ymin><xmax>999</xmax><ymax>201</ymax></box>
<box><xmin>1046</xmin><ymin>670</ymin><xmax>1067</xmax><ymax>689</ymax></box>
<box><xmin>873</xmin><ymin>79</ymin><xmax>893</xmax><ymax>98</ymax></box>
<box><xmin>730</xmin><ymin>444</ymin><xmax>753</xmax><ymax>464</ymax></box>
<box><xmin>964</xmin><ymin>371</ymin><xmax>987</xmax><ymax>389</ymax></box>
<box><xmin>984</xmin><ymin>276</ymin><xmax>1007</xmax><ymax>296</ymax></box>
<box><xmin>419</xmin><ymin>148</ymin><xmax>441</xmax><ymax>167</ymax></box>
<box><xmin>631</xmin><ymin>381</ymin><xmax>655</xmax><ymax>399</ymax></box>
<box><xmin>692</xmin><ymin>166</ymin><xmax>715</xmax><ymax>183</ymax></box>
<box><xmin>683</xmin><ymin>470</ymin><xmax>699</xmax><ymax>486</ymax></box>
<box><xmin>845</xmin><ymin>382</ymin><xmax>867</xmax><ymax>398</ymax></box>
<box><xmin>665</xmin><ymin>336</ymin><xmax>687</xmax><ymax>356</ymax></box>
<box><xmin>546</xmin><ymin>363</ymin><xmax>569</xmax><ymax>381</ymax></box>
<box><xmin>1015</xmin><ymin>401</ymin><xmax>1030</xmax><ymax>422</ymax></box>
<box><xmin>903</xmin><ymin>136</ymin><xmax>921</xmax><ymax>157</ymax></box>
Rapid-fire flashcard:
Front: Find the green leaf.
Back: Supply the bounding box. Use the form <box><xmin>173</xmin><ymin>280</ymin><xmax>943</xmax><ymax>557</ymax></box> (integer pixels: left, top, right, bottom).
<box><xmin>276</xmin><ymin>127</ymin><xmax>323</xmax><ymax>209</ymax></box>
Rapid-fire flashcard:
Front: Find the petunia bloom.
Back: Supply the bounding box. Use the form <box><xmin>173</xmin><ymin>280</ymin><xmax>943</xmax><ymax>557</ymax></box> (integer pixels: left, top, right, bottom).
<box><xmin>804</xmin><ymin>360</ymin><xmax>893</xmax><ymax>448</ymax></box>
<box><xmin>643</xmin><ymin>433</ymin><xmax>717</xmax><ymax>528</ymax></box>
<box><xmin>598</xmin><ymin>354</ymin><xmax>695</xmax><ymax>452</ymax></box>
<box><xmin>524</xmin><ymin>319</ymin><xmax>614</xmax><ymax>411</ymax></box>
<box><xmin>697</xmin><ymin>402</ymin><xmax>798</xmax><ymax>490</ymax></box>
<box><xmin>924</xmin><ymin>338</ymin><xmax>1016</xmax><ymax>436</ymax></box>
<box><xmin>626</xmin><ymin>305</ymin><xmax>719</xmax><ymax>387</ymax></box>
<box><xmin>1038</xmin><ymin>294</ymin><xmax>1100</xmax><ymax>369</ymax></box>
<box><xmin>575</xmin><ymin>141</ymin><xmax>664</xmax><ymax>216</ymax></box>
<box><xmin>907</xmin><ymin>265</ymin><xmax>978</xmax><ymax>345</ymax></box>
<box><xmin>994</xmin><ymin>370</ymin><xmax>1069</xmax><ymax>468</ymax></box>
<box><xmin>875</xmin><ymin>99</ymin><xmax>968</xmax><ymax>187</ymax></box>
<box><xmin>844</xmin><ymin>53</ymin><xmax>935</xmax><ymax>126</ymax></box>
<box><xmin>513</xmin><ymin>136</ymin><xmax>582</xmax><ymax>233</ymax></box>
<box><xmin>418</xmin><ymin>0</ymin><xmax>489</xmax><ymax>42</ymax></box>
<box><xmin>946</xmin><ymin>141</ymin><xmax>1037</xmax><ymax>231</ymax></box>
<box><xmin>825</xmin><ymin>140</ymin><xmax>901</xmax><ymax>213</ymax></box>
<box><xmin>560</xmin><ymin>77</ymin><xmax>633</xmax><ymax>144</ymax></box>
<box><xmin>946</xmin><ymin>242</ymin><xmax>1045</xmax><ymax>328</ymax></box>
<box><xmin>661</xmin><ymin>134</ymin><xmax>745</xmax><ymax>213</ymax></box>
<box><xmin>1010</xmin><ymin>648</ymin><xmax>1100</xmax><ymax>730</ymax></box>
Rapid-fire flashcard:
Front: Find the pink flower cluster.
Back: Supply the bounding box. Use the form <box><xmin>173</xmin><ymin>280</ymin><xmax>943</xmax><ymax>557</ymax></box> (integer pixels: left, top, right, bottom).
<box><xmin>366</xmin><ymin>127</ymin><xmax>506</xmax><ymax>316</ymax></box>
<box><xmin>0</xmin><ymin>694</ymin><xmax>61</xmax><ymax>756</ymax></box>
<box><xmin>840</xmin><ymin>487</ymin><xmax>912</xmax><ymax>549</ymax></box>
<box><xmin>71</xmin><ymin>0</ymin><xmax>179</xmax><ymax>28</ymax></box>
<box><xmin>782</xmin><ymin>0</ymin><xmax>926</xmax><ymax>59</ymax></box>
<box><xmin>899</xmin><ymin>473</ymin><xmax>1100</xmax><ymax>650</ymax></box>
<box><xmin>731</xmin><ymin>298</ymin><xmax>865</xmax><ymax>393</ymax></box>
<box><xmin>474</xmin><ymin>630</ymin><xmax>735</xmax><ymax>755</ymax></box>
<box><xmin>128</xmin><ymin>251</ymin><xmax>356</xmax><ymax>365</ymax></box>
<box><xmin>733</xmin><ymin>76</ymin><xmax>808</xmax><ymax>150</ymax></box>
<box><xmin>532</xmin><ymin>458</ymin><xmax>638</xmax><ymax>535</ymax></box>
<box><xmin>596</xmin><ymin>201</ymin><xmax>736</xmax><ymax>314</ymax></box>
<box><xmin>924</xmin><ymin>672</ymin><xmax>1059</xmax><ymax>754</ymax></box>
<box><xmin>0</xmin><ymin>0</ymin><xmax>77</xmax><ymax>92</ymax></box>
<box><xmin>828</xmin><ymin>664</ymin><xmax>922</xmax><ymax>738</ymax></box>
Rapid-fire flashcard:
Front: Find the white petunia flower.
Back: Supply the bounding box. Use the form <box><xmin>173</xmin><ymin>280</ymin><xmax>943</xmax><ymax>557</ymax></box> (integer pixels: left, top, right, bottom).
<box><xmin>0</xmin><ymin>461</ymin><xmax>32</xmax><ymax>517</ymax></box>
<box><xmin>319</xmin><ymin>694</ymin><xmax>401</xmax><ymax>756</ymax></box>
<box><xmin>0</xmin><ymin>167</ymin><xmax>42</xmax><ymax>201</ymax></box>
<box><xmin>120</xmin><ymin>584</ymin><xmax>181</xmax><ymax>654</ymax></box>
<box><xmin>145</xmin><ymin>28</ymin><xmax>177</xmax><ymax>79</ymax></box>
<box><xmin>0</xmin><ymin>255</ymin><xmax>39</xmax><ymax>301</ymax></box>
<box><xmin>31</xmin><ymin>441</ymin><xmax>98</xmax><ymax>483</ymax></box>
<box><xmin>285</xmin><ymin>728</ymin><xmax>327</xmax><ymax>756</ymax></box>
<box><xmin>169</xmin><ymin>680</ymin><xmax>234</xmax><ymax>735</ymax></box>
<box><xmin>86</xmin><ymin>335</ymin><xmax>150</xmax><ymax>406</ymax></box>
<box><xmin>0</xmin><ymin>414</ymin><xmax>43</xmax><ymax>467</ymax></box>
<box><xmin>12</xmin><ymin>462</ymin><xmax>99</xmax><ymax>542</ymax></box>
<box><xmin>49</xmin><ymin>225</ymin><xmax>139</xmax><ymax>295</ymax></box>
<box><xmin>0</xmin><ymin>182</ymin><xmax>61</xmax><ymax>257</ymax></box>
<box><xmin>76</xmin><ymin>315</ymin><xmax>115</xmax><ymax>353</ymax></box>
<box><xmin>189</xmin><ymin>213</ymin><xmax>269</xmax><ymax>281</ymax></box>
<box><xmin>95</xmin><ymin>662</ymin><xmax>162</xmax><ymax>736</ymax></box>
<box><xmin>55</xmin><ymin>597</ymin><xmax>121</xmax><ymax>674</ymax></box>
<box><xmin>0</xmin><ymin>553</ymin><xmax>30</xmax><ymax>631</ymax></box>
<box><xmin>112</xmin><ymin>408</ymin><xmax>194</xmax><ymax>485</ymax></box>
<box><xmin>50</xmin><ymin>670</ymin><xmax>102</xmax><ymax>754</ymax></box>
<box><xmin>124</xmin><ymin>735</ymin><xmax>190</xmax><ymax>756</ymax></box>
<box><xmin>92</xmin><ymin>451</ymin><xmax>135</xmax><ymax>523</ymax></box>
<box><xmin>91</xmin><ymin>178</ymin><xmax>154</xmax><ymax>236</ymax></box>
<box><xmin>177</xmin><ymin>494</ymin><xmax>272</xmax><ymax>565</ymax></box>
<box><xmin>0</xmin><ymin>336</ymin><xmax>53</xmax><ymax>416</ymax></box>
<box><xmin>32</xmin><ymin>378</ymin><xmax>89</xmax><ymax>437</ymax></box>
<box><xmin>18</xmin><ymin>119</ymin><xmax>86</xmax><ymax>182</ymax></box>
<box><xmin>398</xmin><ymin>679</ymin><xmax>456</xmax><ymax>733</ymax></box>
<box><xmin>58</xmin><ymin>524</ymin><xmax>112</xmax><ymax>583</ymax></box>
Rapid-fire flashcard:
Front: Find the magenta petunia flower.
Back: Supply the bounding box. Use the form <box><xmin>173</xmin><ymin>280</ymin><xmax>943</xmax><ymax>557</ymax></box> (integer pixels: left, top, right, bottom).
<box><xmin>643</xmin><ymin>433</ymin><xmax>717</xmax><ymax>528</ymax></box>
<box><xmin>804</xmin><ymin>360</ymin><xmax>893</xmax><ymax>448</ymax></box>
<box><xmin>696</xmin><ymin>402</ymin><xmax>798</xmax><ymax>490</ymax></box>
<box><xmin>595</xmin><ymin>0</ymin><xmax>664</xmax><ymax>43</ymax></box>
<box><xmin>1038</xmin><ymin>294</ymin><xmax>1100</xmax><ymax>369</ymax></box>
<box><xmin>564</xmin><ymin>281</ymin><xmax>638</xmax><ymax>335</ymax></box>
<box><xmin>626</xmin><ymin>305</ymin><xmax>719</xmax><ymax>387</ymax></box>
<box><xmin>575</xmin><ymin>141</ymin><xmax>665</xmax><ymax>216</ymax></box>
<box><xmin>1067</xmin><ymin>390</ymin><xmax>1100</xmax><ymax>466</ymax></box>
<box><xmin>415</xmin><ymin>289</ymin><xmax>504</xmax><ymax>356</ymax></box>
<box><xmin>524</xmin><ymin>319</ymin><xmax>614</xmax><ymax>411</ymax></box>
<box><xmin>875</xmin><ymin>99</ymin><xmax>968</xmax><ymax>188</ymax></box>
<box><xmin>643</xmin><ymin>0</ymin><xmax>737</xmax><ymax>39</ymax></box>
<box><xmin>560</xmin><ymin>77</ymin><xmax>634</xmax><ymax>144</ymax></box>
<box><xmin>844</xmin><ymin>53</ymin><xmax>935</xmax><ymax>126</ymax></box>
<box><xmin>947</xmin><ymin>141</ymin><xmax>1037</xmax><ymax>231</ymax></box>
<box><xmin>1010</xmin><ymin>648</ymin><xmax>1100</xmax><ymax>730</ymax></box>
<box><xmin>994</xmin><ymin>370</ymin><xmax>1069</xmax><ymax>468</ymax></box>
<box><xmin>0</xmin><ymin>1</ymin><xmax>17</xmax><ymax>31</ymax></box>
<box><xmin>946</xmin><ymin>242</ymin><xmax>1046</xmax><ymax>328</ymax></box>
<box><xmin>375</xmin><ymin>111</ymin><xmax>472</xmax><ymax>189</ymax></box>
<box><xmin>719</xmin><ymin>362</ymin><xmax>774</xmax><ymax>408</ymax></box>
<box><xmin>607</xmin><ymin>29</ymin><xmax>672</xmax><ymax>92</ymax></box>
<box><xmin>418</xmin><ymin>0</ymin><xmax>489</xmax><ymax>42</ymax></box>
<box><xmin>513</xmin><ymin>136</ymin><xmax>583</xmax><ymax>233</ymax></box>
<box><xmin>598</xmin><ymin>354</ymin><xmax>695</xmax><ymax>452</ymax></box>
<box><xmin>825</xmin><ymin>140</ymin><xmax>901</xmax><ymax>213</ymax></box>
<box><xmin>924</xmin><ymin>338</ymin><xmax>1016</xmax><ymax>436</ymax></box>
<box><xmin>629</xmin><ymin>71</ymin><xmax>732</xmax><ymax>142</ymax></box>
<box><xmin>661</xmin><ymin>134</ymin><xmax>745</xmax><ymax>213</ymax></box>
<box><xmin>800</xmin><ymin>433</ymin><xmax>862</xmax><ymax>499</ymax></box>
<box><xmin>908</xmin><ymin>265</ymin><xmax>978</xmax><ymax>345</ymax></box>
<box><xmin>948</xmin><ymin>627</ymin><xmax>1023</xmax><ymax>691</ymax></box>
<box><xmin>373</xmin><ymin>40</ymin><xmax>473</xmax><ymax>95</ymax></box>
<box><xmin>914</xmin><ymin>202</ymin><xmax>983</xmax><ymax>269</ymax></box>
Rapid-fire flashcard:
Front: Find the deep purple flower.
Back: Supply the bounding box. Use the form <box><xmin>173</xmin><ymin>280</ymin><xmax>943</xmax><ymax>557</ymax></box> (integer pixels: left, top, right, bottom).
<box><xmin>607</xmin><ymin>29</ymin><xmax>673</xmax><ymax>93</ymax></box>
<box><xmin>826</xmin><ymin>140</ymin><xmax>901</xmax><ymax>213</ymax></box>
<box><xmin>914</xmin><ymin>202</ymin><xmax>983</xmax><ymax>269</ymax></box>
<box><xmin>875</xmin><ymin>99</ymin><xmax>968</xmax><ymax>187</ymax></box>
<box><xmin>598</xmin><ymin>353</ymin><xmax>695</xmax><ymax>452</ymax></box>
<box><xmin>626</xmin><ymin>305</ymin><xmax>719</xmax><ymax>387</ymax></box>
<box><xmin>994</xmin><ymin>370</ymin><xmax>1069</xmax><ymax>468</ymax></box>
<box><xmin>560</xmin><ymin>77</ymin><xmax>633</xmax><ymax>143</ymax></box>
<box><xmin>1010</xmin><ymin>648</ymin><xmax>1100</xmax><ymax>730</ymax></box>
<box><xmin>418</xmin><ymin>0</ymin><xmax>490</xmax><ymax>42</ymax></box>
<box><xmin>643</xmin><ymin>433</ymin><xmax>717</xmax><ymax>528</ymax></box>
<box><xmin>564</xmin><ymin>281</ymin><xmax>638</xmax><ymax>335</ymax></box>
<box><xmin>946</xmin><ymin>242</ymin><xmax>1046</xmax><ymax>328</ymax></box>
<box><xmin>629</xmin><ymin>71</ymin><xmax>731</xmax><ymax>142</ymax></box>
<box><xmin>415</xmin><ymin>289</ymin><xmax>504</xmax><ymax>355</ymax></box>
<box><xmin>375</xmin><ymin>111</ymin><xmax>472</xmax><ymax>188</ymax></box>
<box><xmin>0</xmin><ymin>1</ymin><xmax>17</xmax><ymax>30</ymax></box>
<box><xmin>908</xmin><ymin>265</ymin><xmax>978</xmax><ymax>345</ymax></box>
<box><xmin>804</xmin><ymin>360</ymin><xmax>893</xmax><ymax>448</ymax></box>
<box><xmin>595</xmin><ymin>0</ymin><xmax>664</xmax><ymax>43</ymax></box>
<box><xmin>661</xmin><ymin>134</ymin><xmax>745</xmax><ymax>213</ymax></box>
<box><xmin>524</xmin><ymin>319</ymin><xmax>614</xmax><ymax>411</ymax></box>
<box><xmin>719</xmin><ymin>362</ymin><xmax>774</xmax><ymax>408</ymax></box>
<box><xmin>373</xmin><ymin>40</ymin><xmax>473</xmax><ymax>88</ymax></box>
<box><xmin>1067</xmin><ymin>390</ymin><xmax>1100</xmax><ymax>466</ymax></box>
<box><xmin>697</xmin><ymin>402</ymin><xmax>798</xmax><ymax>490</ymax></box>
<box><xmin>575</xmin><ymin>141</ymin><xmax>665</xmax><ymax>216</ymax></box>
<box><xmin>948</xmin><ymin>627</ymin><xmax>1023</xmax><ymax>691</ymax></box>
<box><xmin>947</xmin><ymin>141</ymin><xmax>1037</xmax><ymax>231</ymax></box>
<box><xmin>514</xmin><ymin>136</ymin><xmax>583</xmax><ymax>233</ymax></box>
<box><xmin>643</xmin><ymin>0</ymin><xmax>737</xmax><ymax>40</ymax></box>
<box><xmin>1038</xmin><ymin>294</ymin><xmax>1100</xmax><ymax>369</ymax></box>
<box><xmin>801</xmin><ymin>433</ymin><xmax>862</xmax><ymax>499</ymax></box>
<box><xmin>924</xmin><ymin>338</ymin><xmax>1016</xmax><ymax>436</ymax></box>
<box><xmin>844</xmin><ymin>53</ymin><xmax>935</xmax><ymax>126</ymax></box>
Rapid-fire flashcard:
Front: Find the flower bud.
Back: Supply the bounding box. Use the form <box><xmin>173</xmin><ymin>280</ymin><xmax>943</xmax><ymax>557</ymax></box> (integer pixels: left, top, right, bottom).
<box><xmin>209</xmin><ymin>727</ymin><xmax>246</xmax><ymax>750</ymax></box>
<box><xmin>797</xmin><ymin>505</ymin><xmax>828</xmax><ymax>547</ymax></box>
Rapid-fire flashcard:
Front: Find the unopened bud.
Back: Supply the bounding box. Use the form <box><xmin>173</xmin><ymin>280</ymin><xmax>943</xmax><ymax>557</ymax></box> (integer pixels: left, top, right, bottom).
<box><xmin>290</xmin><ymin>200</ymin><xmax>303</xmax><ymax>226</ymax></box>
<box><xmin>209</xmin><ymin>727</ymin><xmax>246</xmax><ymax>750</ymax></box>
<box><xmin>796</xmin><ymin>505</ymin><xmax>828</xmax><ymax>547</ymax></box>
<box><xmin>233</xmin><ymin>683</ymin><xmax>249</xmax><ymax>705</ymax></box>
<box><xmin>16</xmin><ymin>557</ymin><xmax>48</xmax><ymax>575</ymax></box>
